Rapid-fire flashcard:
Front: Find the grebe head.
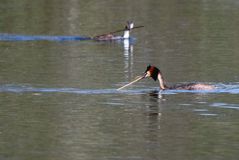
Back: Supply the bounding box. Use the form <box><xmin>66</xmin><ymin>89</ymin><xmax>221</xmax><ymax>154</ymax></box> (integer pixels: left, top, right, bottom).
<box><xmin>143</xmin><ymin>65</ymin><xmax>160</xmax><ymax>81</ymax></box>
<box><xmin>125</xmin><ymin>21</ymin><xmax>134</xmax><ymax>31</ymax></box>
<box><xmin>123</xmin><ymin>21</ymin><xmax>134</xmax><ymax>39</ymax></box>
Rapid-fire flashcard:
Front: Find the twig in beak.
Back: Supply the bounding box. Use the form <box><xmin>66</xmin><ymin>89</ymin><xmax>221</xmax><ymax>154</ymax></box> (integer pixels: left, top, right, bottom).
<box><xmin>93</xmin><ymin>26</ymin><xmax>144</xmax><ymax>39</ymax></box>
<box><xmin>117</xmin><ymin>75</ymin><xmax>145</xmax><ymax>90</ymax></box>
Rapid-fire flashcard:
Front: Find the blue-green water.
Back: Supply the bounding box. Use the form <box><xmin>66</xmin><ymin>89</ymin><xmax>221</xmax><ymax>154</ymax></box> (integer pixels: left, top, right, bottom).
<box><xmin>0</xmin><ymin>0</ymin><xmax>239</xmax><ymax>160</ymax></box>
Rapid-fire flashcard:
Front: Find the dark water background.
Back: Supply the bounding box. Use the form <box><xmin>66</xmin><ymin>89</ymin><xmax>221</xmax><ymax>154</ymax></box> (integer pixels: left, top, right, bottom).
<box><xmin>0</xmin><ymin>0</ymin><xmax>239</xmax><ymax>160</ymax></box>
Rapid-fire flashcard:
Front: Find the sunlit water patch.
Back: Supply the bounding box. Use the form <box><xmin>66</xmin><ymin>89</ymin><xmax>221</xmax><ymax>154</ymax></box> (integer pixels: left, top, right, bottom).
<box><xmin>0</xmin><ymin>84</ymin><xmax>151</xmax><ymax>95</ymax></box>
<box><xmin>193</xmin><ymin>109</ymin><xmax>218</xmax><ymax>116</ymax></box>
<box><xmin>210</xmin><ymin>103</ymin><xmax>239</xmax><ymax>110</ymax></box>
<box><xmin>0</xmin><ymin>33</ymin><xmax>91</xmax><ymax>41</ymax></box>
<box><xmin>0</xmin><ymin>83</ymin><xmax>239</xmax><ymax>95</ymax></box>
<box><xmin>214</xmin><ymin>83</ymin><xmax>239</xmax><ymax>94</ymax></box>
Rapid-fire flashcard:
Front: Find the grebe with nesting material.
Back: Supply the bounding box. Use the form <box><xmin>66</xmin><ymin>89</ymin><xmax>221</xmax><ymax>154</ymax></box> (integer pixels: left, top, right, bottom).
<box><xmin>117</xmin><ymin>65</ymin><xmax>215</xmax><ymax>90</ymax></box>
<box><xmin>93</xmin><ymin>21</ymin><xmax>142</xmax><ymax>41</ymax></box>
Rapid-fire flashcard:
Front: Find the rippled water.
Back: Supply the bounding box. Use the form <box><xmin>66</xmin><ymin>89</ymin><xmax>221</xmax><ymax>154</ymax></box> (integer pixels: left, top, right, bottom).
<box><xmin>0</xmin><ymin>33</ymin><xmax>91</xmax><ymax>41</ymax></box>
<box><xmin>1</xmin><ymin>83</ymin><xmax>239</xmax><ymax>95</ymax></box>
<box><xmin>0</xmin><ymin>0</ymin><xmax>239</xmax><ymax>160</ymax></box>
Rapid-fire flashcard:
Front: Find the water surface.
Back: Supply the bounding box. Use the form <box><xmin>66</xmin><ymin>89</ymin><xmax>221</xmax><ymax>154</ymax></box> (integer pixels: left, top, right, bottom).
<box><xmin>0</xmin><ymin>0</ymin><xmax>239</xmax><ymax>160</ymax></box>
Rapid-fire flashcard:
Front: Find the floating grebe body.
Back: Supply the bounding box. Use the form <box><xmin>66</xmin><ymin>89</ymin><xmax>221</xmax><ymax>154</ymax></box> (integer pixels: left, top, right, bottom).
<box><xmin>169</xmin><ymin>83</ymin><xmax>215</xmax><ymax>90</ymax></box>
<box><xmin>94</xmin><ymin>34</ymin><xmax>121</xmax><ymax>41</ymax></box>
<box><xmin>144</xmin><ymin>65</ymin><xmax>215</xmax><ymax>90</ymax></box>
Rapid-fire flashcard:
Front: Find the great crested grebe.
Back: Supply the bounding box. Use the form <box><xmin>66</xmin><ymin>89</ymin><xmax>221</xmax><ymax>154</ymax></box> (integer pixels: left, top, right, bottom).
<box><xmin>93</xmin><ymin>21</ymin><xmax>134</xmax><ymax>41</ymax></box>
<box><xmin>142</xmin><ymin>65</ymin><xmax>215</xmax><ymax>90</ymax></box>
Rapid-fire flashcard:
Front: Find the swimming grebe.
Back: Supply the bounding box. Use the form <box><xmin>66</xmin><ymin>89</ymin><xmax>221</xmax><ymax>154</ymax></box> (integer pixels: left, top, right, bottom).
<box><xmin>143</xmin><ymin>65</ymin><xmax>215</xmax><ymax>90</ymax></box>
<box><xmin>93</xmin><ymin>21</ymin><xmax>134</xmax><ymax>41</ymax></box>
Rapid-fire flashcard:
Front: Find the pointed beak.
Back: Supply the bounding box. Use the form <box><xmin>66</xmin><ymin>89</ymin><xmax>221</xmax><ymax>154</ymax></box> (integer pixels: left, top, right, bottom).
<box><xmin>142</xmin><ymin>71</ymin><xmax>150</xmax><ymax>79</ymax></box>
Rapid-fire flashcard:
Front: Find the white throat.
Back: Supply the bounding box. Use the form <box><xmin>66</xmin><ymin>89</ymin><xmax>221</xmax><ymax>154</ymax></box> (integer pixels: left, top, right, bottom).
<box><xmin>158</xmin><ymin>74</ymin><xmax>166</xmax><ymax>90</ymax></box>
<box><xmin>123</xmin><ymin>30</ymin><xmax>130</xmax><ymax>39</ymax></box>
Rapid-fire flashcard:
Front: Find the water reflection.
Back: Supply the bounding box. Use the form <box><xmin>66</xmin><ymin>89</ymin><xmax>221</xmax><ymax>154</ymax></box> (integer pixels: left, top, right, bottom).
<box><xmin>139</xmin><ymin>90</ymin><xmax>163</xmax><ymax>122</ymax></box>
<box><xmin>123</xmin><ymin>39</ymin><xmax>134</xmax><ymax>80</ymax></box>
<box><xmin>141</xmin><ymin>90</ymin><xmax>162</xmax><ymax>159</ymax></box>
<box><xmin>148</xmin><ymin>90</ymin><xmax>165</xmax><ymax>100</ymax></box>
